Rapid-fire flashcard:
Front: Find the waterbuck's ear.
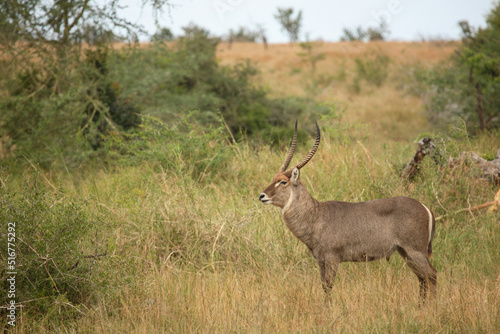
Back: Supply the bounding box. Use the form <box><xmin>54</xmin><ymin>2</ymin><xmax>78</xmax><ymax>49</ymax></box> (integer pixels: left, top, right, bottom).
<box><xmin>291</xmin><ymin>167</ymin><xmax>300</xmax><ymax>185</ymax></box>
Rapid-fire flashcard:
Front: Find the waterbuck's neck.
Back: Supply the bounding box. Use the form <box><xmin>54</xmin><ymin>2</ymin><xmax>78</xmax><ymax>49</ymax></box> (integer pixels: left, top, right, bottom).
<box><xmin>281</xmin><ymin>184</ymin><xmax>319</xmax><ymax>247</ymax></box>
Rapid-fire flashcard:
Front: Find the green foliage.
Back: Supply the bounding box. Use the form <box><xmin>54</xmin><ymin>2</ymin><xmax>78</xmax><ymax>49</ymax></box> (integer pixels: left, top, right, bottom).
<box><xmin>0</xmin><ymin>86</ymin><xmax>91</xmax><ymax>168</ymax></box>
<box><xmin>457</xmin><ymin>15</ymin><xmax>500</xmax><ymax>132</ymax></box>
<box><xmin>405</xmin><ymin>63</ymin><xmax>477</xmax><ymax>129</ymax></box>
<box><xmin>341</xmin><ymin>19</ymin><xmax>390</xmax><ymax>42</ymax></box>
<box><xmin>227</xmin><ymin>26</ymin><xmax>261</xmax><ymax>42</ymax></box>
<box><xmin>0</xmin><ymin>172</ymin><xmax>110</xmax><ymax>319</ymax></box>
<box><xmin>105</xmin><ymin>113</ymin><xmax>234</xmax><ymax>181</ymax></box>
<box><xmin>0</xmin><ymin>0</ymin><xmax>168</xmax><ymax>169</ymax></box>
<box><xmin>298</xmin><ymin>41</ymin><xmax>327</xmax><ymax>79</ymax></box>
<box><xmin>353</xmin><ymin>53</ymin><xmax>391</xmax><ymax>89</ymax></box>
<box><xmin>274</xmin><ymin>7</ymin><xmax>303</xmax><ymax>42</ymax></box>
<box><xmin>109</xmin><ymin>31</ymin><xmax>329</xmax><ymax>140</ymax></box>
<box><xmin>167</xmin><ymin>35</ymin><xmax>271</xmax><ymax>135</ymax></box>
<box><xmin>0</xmin><ymin>46</ymin><xmax>143</xmax><ymax>168</ymax></box>
<box><xmin>84</xmin><ymin>47</ymin><xmax>142</xmax><ymax>149</ymax></box>
<box><xmin>1</xmin><ymin>15</ymin><xmax>329</xmax><ymax>170</ymax></box>
<box><xmin>151</xmin><ymin>27</ymin><xmax>174</xmax><ymax>42</ymax></box>
<box><xmin>407</xmin><ymin>2</ymin><xmax>500</xmax><ymax>132</ymax></box>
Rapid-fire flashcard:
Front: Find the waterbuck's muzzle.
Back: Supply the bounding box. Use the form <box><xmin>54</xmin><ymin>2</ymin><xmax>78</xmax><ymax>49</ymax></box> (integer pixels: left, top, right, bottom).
<box><xmin>259</xmin><ymin>193</ymin><xmax>271</xmax><ymax>204</ymax></box>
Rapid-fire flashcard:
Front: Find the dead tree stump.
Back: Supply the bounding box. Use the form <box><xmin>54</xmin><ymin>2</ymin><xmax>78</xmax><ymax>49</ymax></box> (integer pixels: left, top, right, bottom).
<box><xmin>449</xmin><ymin>148</ymin><xmax>500</xmax><ymax>184</ymax></box>
<box><xmin>401</xmin><ymin>137</ymin><xmax>436</xmax><ymax>180</ymax></box>
<box><xmin>401</xmin><ymin>137</ymin><xmax>500</xmax><ymax>184</ymax></box>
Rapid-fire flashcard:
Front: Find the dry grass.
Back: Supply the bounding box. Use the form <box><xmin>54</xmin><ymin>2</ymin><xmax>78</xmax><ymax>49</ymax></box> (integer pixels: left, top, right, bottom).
<box><xmin>61</xmin><ymin>265</ymin><xmax>497</xmax><ymax>333</ymax></box>
<box><xmin>14</xmin><ymin>129</ymin><xmax>499</xmax><ymax>333</ymax></box>
<box><xmin>217</xmin><ymin>41</ymin><xmax>456</xmax><ymax>66</ymax></box>
<box><xmin>216</xmin><ymin>42</ymin><xmax>456</xmax><ymax>92</ymax></box>
<box><xmin>217</xmin><ymin>41</ymin><xmax>457</xmax><ymax>142</ymax></box>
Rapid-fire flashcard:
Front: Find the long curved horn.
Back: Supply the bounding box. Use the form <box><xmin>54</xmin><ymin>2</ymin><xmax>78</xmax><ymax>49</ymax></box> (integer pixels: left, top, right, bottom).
<box><xmin>288</xmin><ymin>120</ymin><xmax>320</xmax><ymax>172</ymax></box>
<box><xmin>278</xmin><ymin>120</ymin><xmax>298</xmax><ymax>173</ymax></box>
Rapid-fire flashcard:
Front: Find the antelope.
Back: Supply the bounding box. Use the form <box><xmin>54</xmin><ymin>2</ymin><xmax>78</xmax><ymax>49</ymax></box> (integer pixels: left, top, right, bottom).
<box><xmin>259</xmin><ymin>121</ymin><xmax>437</xmax><ymax>300</ymax></box>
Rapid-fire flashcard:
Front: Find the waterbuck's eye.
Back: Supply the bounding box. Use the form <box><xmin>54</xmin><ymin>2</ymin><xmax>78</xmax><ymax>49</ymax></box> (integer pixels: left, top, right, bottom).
<box><xmin>280</xmin><ymin>181</ymin><xmax>288</xmax><ymax>186</ymax></box>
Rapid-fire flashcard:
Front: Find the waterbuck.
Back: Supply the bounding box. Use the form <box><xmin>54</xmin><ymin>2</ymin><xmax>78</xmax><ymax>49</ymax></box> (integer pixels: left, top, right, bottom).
<box><xmin>259</xmin><ymin>121</ymin><xmax>437</xmax><ymax>300</ymax></box>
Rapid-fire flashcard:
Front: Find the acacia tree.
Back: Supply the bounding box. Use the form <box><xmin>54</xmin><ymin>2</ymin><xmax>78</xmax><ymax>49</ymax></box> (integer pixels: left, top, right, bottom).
<box><xmin>0</xmin><ymin>0</ymin><xmax>168</xmax><ymax>77</ymax></box>
<box><xmin>0</xmin><ymin>0</ymin><xmax>170</xmax><ymax>163</ymax></box>
<box><xmin>340</xmin><ymin>19</ymin><xmax>390</xmax><ymax>42</ymax></box>
<box><xmin>274</xmin><ymin>7</ymin><xmax>302</xmax><ymax>43</ymax></box>
<box><xmin>416</xmin><ymin>2</ymin><xmax>500</xmax><ymax>133</ymax></box>
<box><xmin>457</xmin><ymin>12</ymin><xmax>500</xmax><ymax>132</ymax></box>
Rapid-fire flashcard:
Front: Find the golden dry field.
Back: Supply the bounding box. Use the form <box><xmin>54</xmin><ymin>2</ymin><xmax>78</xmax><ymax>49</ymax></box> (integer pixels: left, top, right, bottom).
<box><xmin>217</xmin><ymin>41</ymin><xmax>457</xmax><ymax>141</ymax></box>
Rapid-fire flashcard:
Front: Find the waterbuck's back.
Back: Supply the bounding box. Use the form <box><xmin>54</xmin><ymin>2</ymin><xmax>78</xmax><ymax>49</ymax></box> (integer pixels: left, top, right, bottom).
<box><xmin>316</xmin><ymin>196</ymin><xmax>433</xmax><ymax>262</ymax></box>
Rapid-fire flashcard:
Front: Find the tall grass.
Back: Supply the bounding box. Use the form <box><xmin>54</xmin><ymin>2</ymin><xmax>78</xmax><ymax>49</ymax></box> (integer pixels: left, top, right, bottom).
<box><xmin>4</xmin><ymin>120</ymin><xmax>498</xmax><ymax>333</ymax></box>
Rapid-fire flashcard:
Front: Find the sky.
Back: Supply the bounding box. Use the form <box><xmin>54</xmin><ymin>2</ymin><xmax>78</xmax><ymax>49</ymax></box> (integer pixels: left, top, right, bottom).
<box><xmin>119</xmin><ymin>0</ymin><xmax>497</xmax><ymax>42</ymax></box>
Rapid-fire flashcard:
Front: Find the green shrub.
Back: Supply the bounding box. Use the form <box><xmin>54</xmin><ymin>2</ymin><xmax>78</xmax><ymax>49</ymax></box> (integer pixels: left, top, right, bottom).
<box><xmin>0</xmin><ymin>87</ymin><xmax>92</xmax><ymax>169</ymax></box>
<box><xmin>0</xmin><ymin>172</ymin><xmax>108</xmax><ymax>319</ymax></box>
<box><xmin>0</xmin><ymin>25</ymin><xmax>336</xmax><ymax>171</ymax></box>
<box><xmin>402</xmin><ymin>57</ymin><xmax>498</xmax><ymax>132</ymax></box>
<box><xmin>150</xmin><ymin>27</ymin><xmax>174</xmax><ymax>42</ymax></box>
<box><xmin>0</xmin><ymin>46</ymin><xmax>142</xmax><ymax>169</ymax></box>
<box><xmin>104</xmin><ymin>113</ymin><xmax>235</xmax><ymax>181</ymax></box>
<box><xmin>341</xmin><ymin>19</ymin><xmax>390</xmax><ymax>42</ymax></box>
<box><xmin>354</xmin><ymin>53</ymin><xmax>390</xmax><ymax>88</ymax></box>
<box><xmin>111</xmin><ymin>33</ymin><xmax>330</xmax><ymax>140</ymax></box>
<box><xmin>84</xmin><ymin>47</ymin><xmax>142</xmax><ymax>149</ymax></box>
<box><xmin>227</xmin><ymin>26</ymin><xmax>261</xmax><ymax>42</ymax></box>
<box><xmin>402</xmin><ymin>2</ymin><xmax>500</xmax><ymax>133</ymax></box>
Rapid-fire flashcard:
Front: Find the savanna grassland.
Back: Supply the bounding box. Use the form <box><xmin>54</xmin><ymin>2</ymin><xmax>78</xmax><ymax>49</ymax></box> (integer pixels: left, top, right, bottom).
<box><xmin>217</xmin><ymin>41</ymin><xmax>457</xmax><ymax>141</ymax></box>
<box><xmin>1</xmin><ymin>40</ymin><xmax>499</xmax><ymax>333</ymax></box>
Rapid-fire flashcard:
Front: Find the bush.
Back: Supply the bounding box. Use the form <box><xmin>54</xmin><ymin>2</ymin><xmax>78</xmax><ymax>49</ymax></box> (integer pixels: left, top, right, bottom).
<box><xmin>404</xmin><ymin>2</ymin><xmax>500</xmax><ymax>132</ymax></box>
<box><xmin>0</xmin><ymin>172</ymin><xmax>109</xmax><ymax>320</ymax></box>
<box><xmin>0</xmin><ymin>86</ymin><xmax>91</xmax><ymax>169</ymax></box>
<box><xmin>104</xmin><ymin>113</ymin><xmax>235</xmax><ymax>181</ymax></box>
<box><xmin>227</xmin><ymin>27</ymin><xmax>261</xmax><ymax>42</ymax></box>
<box><xmin>353</xmin><ymin>53</ymin><xmax>390</xmax><ymax>88</ymax></box>
<box><xmin>84</xmin><ymin>47</ymin><xmax>142</xmax><ymax>149</ymax></box>
<box><xmin>0</xmin><ymin>23</ymin><xmax>333</xmax><ymax>170</ymax></box>
<box><xmin>0</xmin><ymin>46</ymin><xmax>142</xmax><ymax>169</ymax></box>
<box><xmin>341</xmin><ymin>19</ymin><xmax>390</xmax><ymax>42</ymax></box>
<box><xmin>150</xmin><ymin>27</ymin><xmax>174</xmax><ymax>42</ymax></box>
<box><xmin>111</xmin><ymin>31</ymin><xmax>330</xmax><ymax>140</ymax></box>
<box><xmin>0</xmin><ymin>0</ymin><xmax>161</xmax><ymax>170</ymax></box>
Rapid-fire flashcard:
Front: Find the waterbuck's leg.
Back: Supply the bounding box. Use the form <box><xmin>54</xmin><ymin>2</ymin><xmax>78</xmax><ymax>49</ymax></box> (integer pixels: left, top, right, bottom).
<box><xmin>400</xmin><ymin>249</ymin><xmax>437</xmax><ymax>301</ymax></box>
<box><xmin>319</xmin><ymin>255</ymin><xmax>340</xmax><ymax>294</ymax></box>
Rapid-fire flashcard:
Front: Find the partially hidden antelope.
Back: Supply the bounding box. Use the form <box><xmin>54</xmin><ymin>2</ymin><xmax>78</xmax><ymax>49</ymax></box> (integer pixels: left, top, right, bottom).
<box><xmin>259</xmin><ymin>121</ymin><xmax>437</xmax><ymax>300</ymax></box>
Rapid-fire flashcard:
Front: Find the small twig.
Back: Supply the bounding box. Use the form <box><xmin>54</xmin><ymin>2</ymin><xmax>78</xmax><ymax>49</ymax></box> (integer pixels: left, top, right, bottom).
<box><xmin>82</xmin><ymin>252</ymin><xmax>107</xmax><ymax>259</ymax></box>
<box><xmin>23</xmin><ymin>157</ymin><xmax>59</xmax><ymax>192</ymax></box>
<box><xmin>68</xmin><ymin>253</ymin><xmax>107</xmax><ymax>271</ymax></box>
<box><xmin>357</xmin><ymin>141</ymin><xmax>379</xmax><ymax>166</ymax></box>
<box><xmin>68</xmin><ymin>260</ymin><xmax>80</xmax><ymax>271</ymax></box>
<box><xmin>435</xmin><ymin>188</ymin><xmax>500</xmax><ymax>221</ymax></box>
<box><xmin>0</xmin><ymin>174</ymin><xmax>8</xmax><ymax>189</ymax></box>
<box><xmin>222</xmin><ymin>118</ymin><xmax>236</xmax><ymax>144</ymax></box>
<box><xmin>44</xmin><ymin>262</ymin><xmax>60</xmax><ymax>294</ymax></box>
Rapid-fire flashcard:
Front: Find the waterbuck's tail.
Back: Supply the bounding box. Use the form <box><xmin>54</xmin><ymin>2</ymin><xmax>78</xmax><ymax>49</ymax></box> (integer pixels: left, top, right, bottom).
<box><xmin>428</xmin><ymin>210</ymin><xmax>436</xmax><ymax>258</ymax></box>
